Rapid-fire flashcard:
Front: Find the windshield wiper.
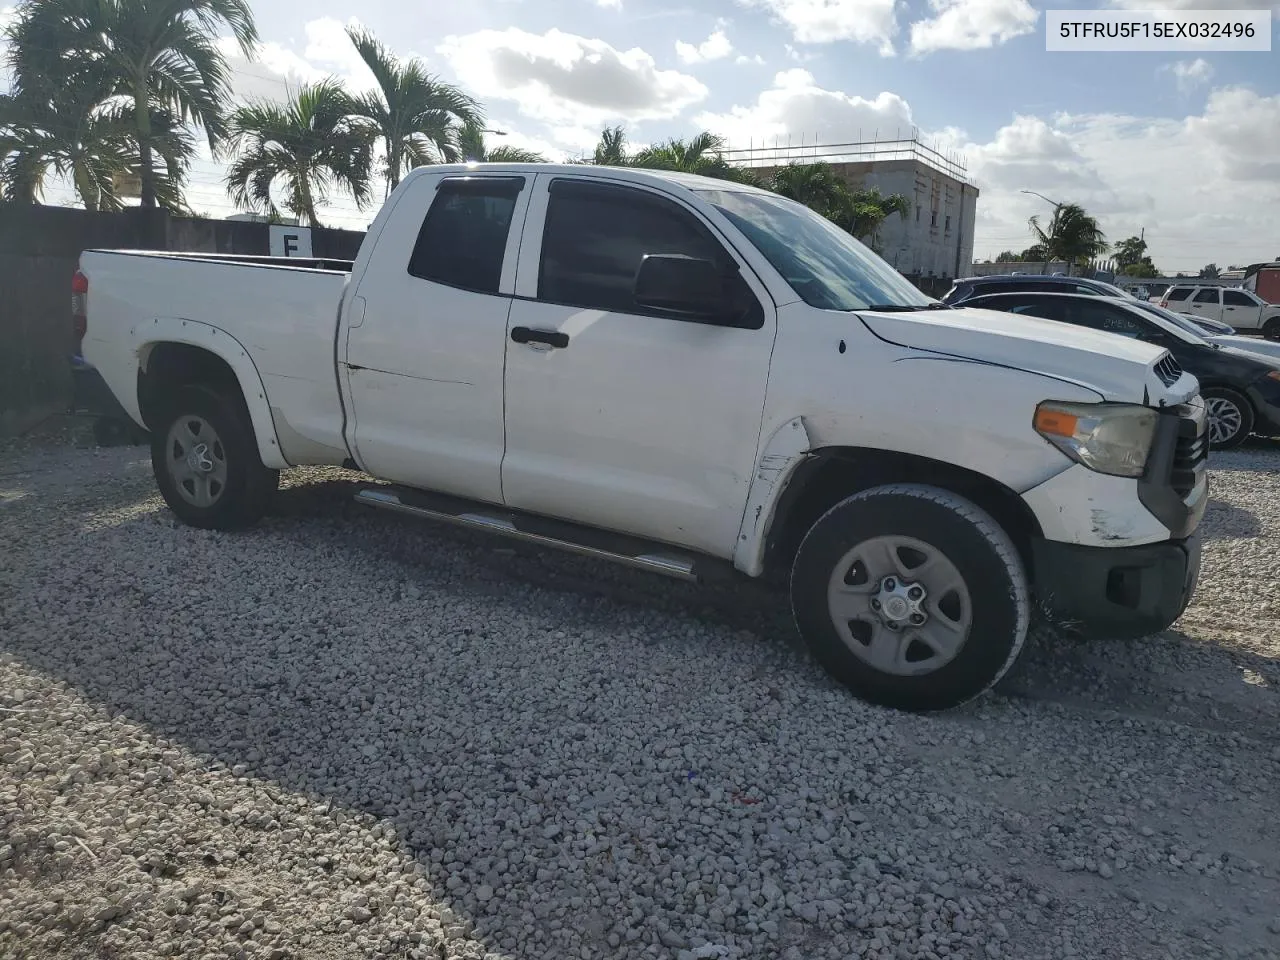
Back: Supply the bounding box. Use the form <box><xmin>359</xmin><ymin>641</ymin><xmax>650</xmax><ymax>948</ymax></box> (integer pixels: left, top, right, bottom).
<box><xmin>860</xmin><ymin>303</ymin><xmax>952</xmax><ymax>312</ymax></box>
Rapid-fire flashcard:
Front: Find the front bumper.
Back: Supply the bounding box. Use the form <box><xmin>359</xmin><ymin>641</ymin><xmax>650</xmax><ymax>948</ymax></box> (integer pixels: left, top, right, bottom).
<box><xmin>1031</xmin><ymin>533</ymin><xmax>1202</xmax><ymax>639</ymax></box>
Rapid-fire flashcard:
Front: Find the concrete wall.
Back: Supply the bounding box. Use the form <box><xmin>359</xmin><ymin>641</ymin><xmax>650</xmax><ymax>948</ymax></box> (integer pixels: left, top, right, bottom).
<box><xmin>749</xmin><ymin>159</ymin><xmax>979</xmax><ymax>284</ymax></box>
<box><xmin>0</xmin><ymin>204</ymin><xmax>363</xmax><ymax>434</ymax></box>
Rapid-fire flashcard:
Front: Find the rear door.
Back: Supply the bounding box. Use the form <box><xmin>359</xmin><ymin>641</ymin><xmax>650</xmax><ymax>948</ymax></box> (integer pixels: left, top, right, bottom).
<box><xmin>1186</xmin><ymin>287</ymin><xmax>1223</xmax><ymax>322</ymax></box>
<box><xmin>500</xmin><ymin>175</ymin><xmax>776</xmax><ymax>557</ymax></box>
<box><xmin>343</xmin><ymin>173</ymin><xmax>530</xmax><ymax>503</ymax></box>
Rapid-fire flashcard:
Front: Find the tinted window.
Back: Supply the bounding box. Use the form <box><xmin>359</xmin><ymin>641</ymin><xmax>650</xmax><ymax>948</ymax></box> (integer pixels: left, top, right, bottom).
<box><xmin>1192</xmin><ymin>288</ymin><xmax>1220</xmax><ymax>304</ymax></box>
<box><xmin>408</xmin><ymin>177</ymin><xmax>523</xmax><ymax>294</ymax></box>
<box><xmin>1006</xmin><ymin>300</ymin><xmax>1067</xmax><ymax>323</ymax></box>
<box><xmin>1223</xmin><ymin>290</ymin><xmax>1255</xmax><ymax>306</ymax></box>
<box><xmin>1164</xmin><ymin>288</ymin><xmax>1193</xmax><ymax>302</ymax></box>
<box><xmin>539</xmin><ymin>180</ymin><xmax>730</xmax><ymax>315</ymax></box>
<box><xmin>1063</xmin><ymin>301</ymin><xmax>1151</xmax><ymax>339</ymax></box>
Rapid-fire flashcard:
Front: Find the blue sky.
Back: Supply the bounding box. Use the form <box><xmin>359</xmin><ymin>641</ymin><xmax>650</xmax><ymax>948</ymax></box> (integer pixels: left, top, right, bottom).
<box><xmin>3</xmin><ymin>0</ymin><xmax>1278</xmax><ymax>273</ymax></box>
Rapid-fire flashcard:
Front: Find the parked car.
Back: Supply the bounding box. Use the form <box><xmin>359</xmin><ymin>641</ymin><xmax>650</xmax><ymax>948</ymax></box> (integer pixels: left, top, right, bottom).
<box><xmin>946</xmin><ymin>274</ymin><xmax>1237</xmax><ymax>334</ymax></box>
<box><xmin>1158</xmin><ymin>284</ymin><xmax>1280</xmax><ymax>339</ymax></box>
<box><xmin>943</xmin><ymin>273</ymin><xmax>1140</xmax><ymax>305</ymax></box>
<box><xmin>1128</xmin><ymin>300</ymin><xmax>1280</xmax><ymax>363</ymax></box>
<box><xmin>76</xmin><ymin>163</ymin><xmax>1208</xmax><ymax>712</ymax></box>
<box><xmin>964</xmin><ymin>292</ymin><xmax>1280</xmax><ymax>448</ymax></box>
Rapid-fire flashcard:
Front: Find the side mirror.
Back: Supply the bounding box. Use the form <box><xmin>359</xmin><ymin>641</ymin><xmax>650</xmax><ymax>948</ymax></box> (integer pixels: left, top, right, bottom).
<box><xmin>633</xmin><ymin>254</ymin><xmax>733</xmax><ymax>320</ymax></box>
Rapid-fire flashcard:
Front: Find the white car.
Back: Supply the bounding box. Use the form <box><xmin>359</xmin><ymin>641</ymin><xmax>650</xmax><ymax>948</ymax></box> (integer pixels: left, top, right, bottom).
<box><xmin>75</xmin><ymin>163</ymin><xmax>1208</xmax><ymax>712</ymax></box>
<box><xmin>1160</xmin><ymin>284</ymin><xmax>1280</xmax><ymax>339</ymax></box>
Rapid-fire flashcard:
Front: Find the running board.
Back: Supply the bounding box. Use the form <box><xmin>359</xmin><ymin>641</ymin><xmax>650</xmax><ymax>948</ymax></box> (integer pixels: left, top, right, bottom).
<box><xmin>354</xmin><ymin>487</ymin><xmax>712</xmax><ymax>582</ymax></box>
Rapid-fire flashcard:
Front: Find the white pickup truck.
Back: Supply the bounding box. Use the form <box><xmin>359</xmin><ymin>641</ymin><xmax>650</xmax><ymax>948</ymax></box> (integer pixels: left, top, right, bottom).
<box><xmin>78</xmin><ymin>163</ymin><xmax>1209</xmax><ymax>711</ymax></box>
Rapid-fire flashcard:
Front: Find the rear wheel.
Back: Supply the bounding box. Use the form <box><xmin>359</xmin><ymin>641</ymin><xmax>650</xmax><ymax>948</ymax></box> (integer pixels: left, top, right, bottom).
<box><xmin>151</xmin><ymin>385</ymin><xmax>279</xmax><ymax>530</ymax></box>
<box><xmin>790</xmin><ymin>484</ymin><xmax>1029</xmax><ymax>712</ymax></box>
<box><xmin>1263</xmin><ymin>318</ymin><xmax>1280</xmax><ymax>342</ymax></box>
<box><xmin>1202</xmin><ymin>387</ymin><xmax>1253</xmax><ymax>450</ymax></box>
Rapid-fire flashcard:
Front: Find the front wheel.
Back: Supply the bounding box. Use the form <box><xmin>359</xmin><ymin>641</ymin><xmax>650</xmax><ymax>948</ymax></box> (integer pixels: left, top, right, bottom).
<box><xmin>1202</xmin><ymin>387</ymin><xmax>1253</xmax><ymax>450</ymax></box>
<box><xmin>790</xmin><ymin>484</ymin><xmax>1030</xmax><ymax>712</ymax></box>
<box><xmin>151</xmin><ymin>385</ymin><xmax>279</xmax><ymax>530</ymax></box>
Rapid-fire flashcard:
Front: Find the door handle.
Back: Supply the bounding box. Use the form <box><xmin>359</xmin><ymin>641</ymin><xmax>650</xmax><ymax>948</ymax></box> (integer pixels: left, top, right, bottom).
<box><xmin>511</xmin><ymin>326</ymin><xmax>569</xmax><ymax>349</ymax></box>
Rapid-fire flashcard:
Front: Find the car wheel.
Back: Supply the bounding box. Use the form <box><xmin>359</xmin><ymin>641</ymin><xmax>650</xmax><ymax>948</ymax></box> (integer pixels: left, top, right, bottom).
<box><xmin>151</xmin><ymin>385</ymin><xmax>279</xmax><ymax>530</ymax></box>
<box><xmin>1202</xmin><ymin>387</ymin><xmax>1253</xmax><ymax>450</ymax></box>
<box><xmin>1264</xmin><ymin>318</ymin><xmax>1280</xmax><ymax>342</ymax></box>
<box><xmin>790</xmin><ymin>484</ymin><xmax>1030</xmax><ymax>712</ymax></box>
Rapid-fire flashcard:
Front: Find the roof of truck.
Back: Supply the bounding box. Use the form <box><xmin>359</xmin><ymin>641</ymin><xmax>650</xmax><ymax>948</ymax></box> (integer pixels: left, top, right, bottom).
<box><xmin>402</xmin><ymin>162</ymin><xmax>775</xmax><ymax>196</ymax></box>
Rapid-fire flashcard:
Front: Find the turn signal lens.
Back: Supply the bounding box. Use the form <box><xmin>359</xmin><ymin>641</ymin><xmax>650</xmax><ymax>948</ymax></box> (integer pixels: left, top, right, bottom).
<box><xmin>1033</xmin><ymin>401</ymin><xmax>1159</xmax><ymax>478</ymax></box>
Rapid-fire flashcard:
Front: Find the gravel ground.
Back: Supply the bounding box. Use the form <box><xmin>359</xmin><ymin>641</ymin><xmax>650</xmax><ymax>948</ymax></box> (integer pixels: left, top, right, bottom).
<box><xmin>2</xmin><ymin>425</ymin><xmax>1279</xmax><ymax>960</ymax></box>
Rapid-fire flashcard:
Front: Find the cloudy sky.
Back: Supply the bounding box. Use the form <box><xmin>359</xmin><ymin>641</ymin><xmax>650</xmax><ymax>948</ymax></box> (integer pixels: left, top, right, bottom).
<box><xmin>3</xmin><ymin>0</ymin><xmax>1279</xmax><ymax>272</ymax></box>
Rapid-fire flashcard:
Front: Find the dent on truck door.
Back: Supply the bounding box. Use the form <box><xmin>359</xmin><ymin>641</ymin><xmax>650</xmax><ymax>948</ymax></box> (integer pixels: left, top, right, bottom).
<box><xmin>500</xmin><ymin>176</ymin><xmax>775</xmax><ymax>558</ymax></box>
<box><xmin>343</xmin><ymin>174</ymin><xmax>529</xmax><ymax>503</ymax></box>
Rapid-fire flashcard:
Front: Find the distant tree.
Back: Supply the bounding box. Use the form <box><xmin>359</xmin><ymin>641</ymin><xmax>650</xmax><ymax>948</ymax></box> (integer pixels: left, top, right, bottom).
<box><xmin>345</xmin><ymin>27</ymin><xmax>482</xmax><ymax>193</ymax></box>
<box><xmin>837</xmin><ymin>187</ymin><xmax>911</xmax><ymax>250</ymax></box>
<box><xmin>224</xmin><ymin>80</ymin><xmax>375</xmax><ymax>228</ymax></box>
<box><xmin>1198</xmin><ymin>263</ymin><xmax>1220</xmax><ymax>279</ymax></box>
<box><xmin>995</xmin><ymin>249</ymin><xmax>1022</xmax><ymax>262</ymax></box>
<box><xmin>1028</xmin><ymin>203</ymin><xmax>1107</xmax><ymax>276</ymax></box>
<box><xmin>630</xmin><ymin>131</ymin><xmax>758</xmax><ymax>184</ymax></box>
<box><xmin>1122</xmin><ymin>259</ymin><xmax>1159</xmax><ymax>278</ymax></box>
<box><xmin>765</xmin><ymin>162</ymin><xmax>849</xmax><ymax>219</ymax></box>
<box><xmin>453</xmin><ymin>121</ymin><xmax>546</xmax><ymax>163</ymax></box>
<box><xmin>1113</xmin><ymin>235</ymin><xmax>1148</xmax><ymax>270</ymax></box>
<box><xmin>591</xmin><ymin>125</ymin><xmax>630</xmax><ymax>166</ymax></box>
<box><xmin>1021</xmin><ymin>244</ymin><xmax>1048</xmax><ymax>263</ymax></box>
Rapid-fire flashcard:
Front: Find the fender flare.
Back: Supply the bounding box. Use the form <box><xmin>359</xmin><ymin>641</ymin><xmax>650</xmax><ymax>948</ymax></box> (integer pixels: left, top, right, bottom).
<box><xmin>732</xmin><ymin>416</ymin><xmax>811</xmax><ymax>577</ymax></box>
<box><xmin>134</xmin><ymin>317</ymin><xmax>290</xmax><ymax>470</ymax></box>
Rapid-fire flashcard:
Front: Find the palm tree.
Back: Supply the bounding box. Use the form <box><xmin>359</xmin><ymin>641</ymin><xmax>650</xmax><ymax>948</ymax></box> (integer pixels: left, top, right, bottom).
<box><xmin>1</xmin><ymin>68</ymin><xmax>193</xmax><ymax>211</ymax></box>
<box><xmin>345</xmin><ymin>27</ymin><xmax>482</xmax><ymax>195</ymax></box>
<box><xmin>6</xmin><ymin>0</ymin><xmax>258</xmax><ymax>210</ymax></box>
<box><xmin>630</xmin><ymin>131</ymin><xmax>756</xmax><ymax>184</ymax></box>
<box><xmin>836</xmin><ymin>187</ymin><xmax>912</xmax><ymax>249</ymax></box>
<box><xmin>224</xmin><ymin>80</ymin><xmax>375</xmax><ymax>228</ymax></box>
<box><xmin>453</xmin><ymin>120</ymin><xmax>546</xmax><ymax>163</ymax></box>
<box><xmin>765</xmin><ymin>162</ymin><xmax>849</xmax><ymax>219</ymax></box>
<box><xmin>1029</xmin><ymin>203</ymin><xmax>1108</xmax><ymax>276</ymax></box>
<box><xmin>591</xmin><ymin>125</ymin><xmax>630</xmax><ymax>166</ymax></box>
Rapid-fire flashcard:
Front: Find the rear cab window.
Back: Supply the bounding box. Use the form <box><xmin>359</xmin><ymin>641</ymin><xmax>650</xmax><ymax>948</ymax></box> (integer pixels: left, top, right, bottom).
<box><xmin>407</xmin><ymin>176</ymin><xmax>525</xmax><ymax>295</ymax></box>
<box><xmin>1191</xmin><ymin>288</ymin><xmax>1220</xmax><ymax>304</ymax></box>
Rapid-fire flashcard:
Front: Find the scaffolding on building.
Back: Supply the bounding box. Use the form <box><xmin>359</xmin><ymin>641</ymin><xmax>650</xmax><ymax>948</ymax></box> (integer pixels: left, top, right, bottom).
<box><xmin>718</xmin><ymin>129</ymin><xmax>970</xmax><ymax>184</ymax></box>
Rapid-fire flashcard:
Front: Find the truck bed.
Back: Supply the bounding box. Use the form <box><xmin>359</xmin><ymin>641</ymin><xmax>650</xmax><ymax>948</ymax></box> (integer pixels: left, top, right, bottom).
<box><xmin>80</xmin><ymin>248</ymin><xmax>354</xmax><ymax>467</ymax></box>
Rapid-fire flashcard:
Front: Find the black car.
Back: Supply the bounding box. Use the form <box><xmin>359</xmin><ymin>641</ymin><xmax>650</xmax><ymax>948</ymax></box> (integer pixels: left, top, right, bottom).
<box><xmin>943</xmin><ymin>273</ymin><xmax>1137</xmax><ymax>304</ymax></box>
<box><xmin>962</xmin><ymin>292</ymin><xmax>1280</xmax><ymax>449</ymax></box>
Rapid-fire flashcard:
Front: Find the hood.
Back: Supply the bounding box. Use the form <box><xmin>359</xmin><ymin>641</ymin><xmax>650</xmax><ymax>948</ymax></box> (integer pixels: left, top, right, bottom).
<box><xmin>1215</xmin><ymin>338</ymin><xmax>1280</xmax><ymax>366</ymax></box>
<box><xmin>857</xmin><ymin>306</ymin><xmax>1198</xmax><ymax>406</ymax></box>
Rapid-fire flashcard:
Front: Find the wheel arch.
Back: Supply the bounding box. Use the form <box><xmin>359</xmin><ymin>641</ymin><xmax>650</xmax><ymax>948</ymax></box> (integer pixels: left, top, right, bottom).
<box><xmin>134</xmin><ymin>320</ymin><xmax>288</xmax><ymax>469</ymax></box>
<box><xmin>757</xmin><ymin>446</ymin><xmax>1044</xmax><ymax>583</ymax></box>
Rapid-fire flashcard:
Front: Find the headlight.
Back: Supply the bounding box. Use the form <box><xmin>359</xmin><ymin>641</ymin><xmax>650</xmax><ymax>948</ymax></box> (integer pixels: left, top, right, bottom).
<box><xmin>1033</xmin><ymin>401</ymin><xmax>1159</xmax><ymax>478</ymax></box>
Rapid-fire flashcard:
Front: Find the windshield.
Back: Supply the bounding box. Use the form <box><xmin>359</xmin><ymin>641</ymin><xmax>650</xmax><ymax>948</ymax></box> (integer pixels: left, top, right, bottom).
<box><xmin>696</xmin><ymin>189</ymin><xmax>934</xmax><ymax>311</ymax></box>
<box><xmin>1126</xmin><ymin>299</ymin><xmax>1211</xmax><ymax>344</ymax></box>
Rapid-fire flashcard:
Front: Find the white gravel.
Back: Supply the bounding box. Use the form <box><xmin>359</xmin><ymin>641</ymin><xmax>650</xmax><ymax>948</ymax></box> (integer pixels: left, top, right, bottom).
<box><xmin>2</xmin><ymin>432</ymin><xmax>1279</xmax><ymax>960</ymax></box>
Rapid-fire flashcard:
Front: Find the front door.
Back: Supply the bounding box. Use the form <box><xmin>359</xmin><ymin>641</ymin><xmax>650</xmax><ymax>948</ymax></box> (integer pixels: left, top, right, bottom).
<box><xmin>1221</xmin><ymin>289</ymin><xmax>1262</xmax><ymax>328</ymax></box>
<box><xmin>500</xmin><ymin>175</ymin><xmax>776</xmax><ymax>558</ymax></box>
<box><xmin>343</xmin><ymin>173</ymin><xmax>530</xmax><ymax>503</ymax></box>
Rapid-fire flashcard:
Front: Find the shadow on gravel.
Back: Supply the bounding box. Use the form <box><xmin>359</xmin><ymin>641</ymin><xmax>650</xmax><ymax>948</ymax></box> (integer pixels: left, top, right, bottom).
<box><xmin>5</xmin><ymin>458</ymin><xmax>1280</xmax><ymax>959</ymax></box>
<box><xmin>1201</xmin><ymin>499</ymin><xmax>1262</xmax><ymax>540</ymax></box>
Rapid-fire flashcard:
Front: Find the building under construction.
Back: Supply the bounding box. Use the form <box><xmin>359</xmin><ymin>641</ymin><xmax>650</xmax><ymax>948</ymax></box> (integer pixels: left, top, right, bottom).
<box><xmin>721</xmin><ymin>133</ymin><xmax>978</xmax><ymax>291</ymax></box>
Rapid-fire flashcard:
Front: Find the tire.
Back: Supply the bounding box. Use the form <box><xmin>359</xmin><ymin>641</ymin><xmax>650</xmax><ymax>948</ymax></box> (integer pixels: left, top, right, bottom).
<box><xmin>790</xmin><ymin>484</ymin><xmax>1030</xmax><ymax>712</ymax></box>
<box><xmin>1202</xmin><ymin>387</ymin><xmax>1253</xmax><ymax>450</ymax></box>
<box><xmin>1263</xmin><ymin>317</ymin><xmax>1280</xmax><ymax>342</ymax></box>
<box><xmin>151</xmin><ymin>384</ymin><xmax>279</xmax><ymax>530</ymax></box>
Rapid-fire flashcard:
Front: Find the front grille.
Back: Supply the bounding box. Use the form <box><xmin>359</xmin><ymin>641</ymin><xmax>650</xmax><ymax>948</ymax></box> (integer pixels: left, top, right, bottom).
<box><xmin>1170</xmin><ymin>404</ymin><xmax>1208</xmax><ymax>497</ymax></box>
<box><xmin>1154</xmin><ymin>353</ymin><xmax>1183</xmax><ymax>387</ymax></box>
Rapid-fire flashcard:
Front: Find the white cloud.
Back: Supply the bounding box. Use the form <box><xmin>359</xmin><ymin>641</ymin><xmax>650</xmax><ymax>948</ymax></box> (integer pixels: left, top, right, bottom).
<box><xmin>908</xmin><ymin>0</ymin><xmax>1038</xmax><ymax>54</ymax></box>
<box><xmin>595</xmin><ymin>0</ymin><xmax>623</xmax><ymax>8</ymax></box>
<box><xmin>675</xmin><ymin>28</ymin><xmax>733</xmax><ymax>64</ymax></box>
<box><xmin>696</xmin><ymin>69</ymin><xmax>913</xmax><ymax>149</ymax></box>
<box><xmin>438</xmin><ymin>28</ymin><xmax>707</xmax><ymax>126</ymax></box>
<box><xmin>215</xmin><ymin>17</ymin><xmax>380</xmax><ymax>103</ymax></box>
<box><xmin>1106</xmin><ymin>0</ymin><xmax>1279</xmax><ymax>13</ymax></box>
<box><xmin>1163</xmin><ymin>58</ymin><xmax>1214</xmax><ymax>93</ymax></box>
<box><xmin>741</xmin><ymin>0</ymin><xmax>899</xmax><ymax>54</ymax></box>
<box><xmin>964</xmin><ymin>89</ymin><xmax>1280</xmax><ymax>270</ymax></box>
<box><xmin>735</xmin><ymin>53</ymin><xmax>767</xmax><ymax>65</ymax></box>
